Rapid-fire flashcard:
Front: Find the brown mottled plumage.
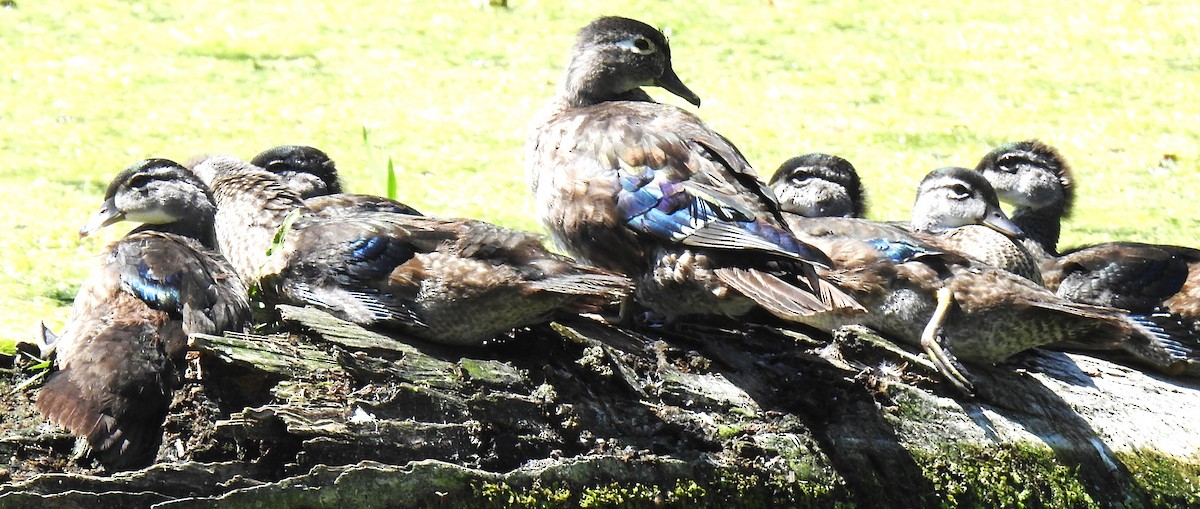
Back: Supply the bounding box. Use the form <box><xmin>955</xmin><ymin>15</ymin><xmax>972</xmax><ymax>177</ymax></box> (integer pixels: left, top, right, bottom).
<box><xmin>38</xmin><ymin>159</ymin><xmax>250</xmax><ymax>471</ymax></box>
<box><xmin>785</xmin><ymin>216</ymin><xmax>1174</xmax><ymax>391</ymax></box>
<box><xmin>976</xmin><ymin>141</ymin><xmax>1200</xmax><ymax>375</ymax></box>
<box><xmin>195</xmin><ymin>156</ymin><xmax>629</xmax><ymax>345</ymax></box>
<box><xmin>527</xmin><ymin>16</ymin><xmax>860</xmax><ymax>322</ymax></box>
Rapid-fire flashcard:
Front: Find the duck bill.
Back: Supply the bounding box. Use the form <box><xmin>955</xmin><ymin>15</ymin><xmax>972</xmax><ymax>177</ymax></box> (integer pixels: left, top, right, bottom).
<box><xmin>79</xmin><ymin>198</ymin><xmax>125</xmax><ymax>238</ymax></box>
<box><xmin>981</xmin><ymin>207</ymin><xmax>1024</xmax><ymax>239</ymax></box>
<box><xmin>654</xmin><ymin>67</ymin><xmax>701</xmax><ymax>107</ymax></box>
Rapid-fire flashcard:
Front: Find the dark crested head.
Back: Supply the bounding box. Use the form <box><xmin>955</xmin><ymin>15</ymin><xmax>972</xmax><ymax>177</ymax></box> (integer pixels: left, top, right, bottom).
<box><xmin>768</xmin><ymin>153</ymin><xmax>866</xmax><ymax>218</ymax></box>
<box><xmin>250</xmin><ymin>145</ymin><xmax>342</xmax><ymax>198</ymax></box>
<box><xmin>974</xmin><ymin>139</ymin><xmax>1073</xmax><ymax>217</ymax></box>
<box><xmin>559</xmin><ymin>16</ymin><xmax>700</xmax><ymax>108</ymax></box>
<box><xmin>912</xmin><ymin>166</ymin><xmax>1022</xmax><ymax>237</ymax></box>
<box><xmin>81</xmin><ymin>159</ymin><xmax>215</xmax><ymax>239</ymax></box>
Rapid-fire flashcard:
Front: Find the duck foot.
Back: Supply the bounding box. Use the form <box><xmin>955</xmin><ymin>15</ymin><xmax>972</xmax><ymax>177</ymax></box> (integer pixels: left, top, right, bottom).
<box><xmin>920</xmin><ymin>287</ymin><xmax>974</xmax><ymax>394</ymax></box>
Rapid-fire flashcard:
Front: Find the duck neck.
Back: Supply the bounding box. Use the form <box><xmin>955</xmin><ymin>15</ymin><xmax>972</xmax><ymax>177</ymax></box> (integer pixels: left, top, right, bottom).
<box><xmin>134</xmin><ymin>199</ymin><xmax>220</xmax><ymax>248</ymax></box>
<box><xmin>1011</xmin><ymin>204</ymin><xmax>1064</xmax><ymax>256</ymax></box>
<box><xmin>209</xmin><ymin>169</ymin><xmax>307</xmax><ymax>284</ymax></box>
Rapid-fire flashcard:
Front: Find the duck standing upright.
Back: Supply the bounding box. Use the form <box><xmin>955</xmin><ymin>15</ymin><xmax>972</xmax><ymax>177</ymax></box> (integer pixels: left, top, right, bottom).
<box><xmin>526</xmin><ymin>16</ymin><xmax>860</xmax><ymax>322</ymax></box>
<box><xmin>37</xmin><ymin>159</ymin><xmax>251</xmax><ymax>471</ymax></box>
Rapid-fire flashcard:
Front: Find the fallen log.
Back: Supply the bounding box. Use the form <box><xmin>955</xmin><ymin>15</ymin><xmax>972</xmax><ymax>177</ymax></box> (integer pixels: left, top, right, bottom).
<box><xmin>0</xmin><ymin>304</ymin><xmax>1197</xmax><ymax>508</ymax></box>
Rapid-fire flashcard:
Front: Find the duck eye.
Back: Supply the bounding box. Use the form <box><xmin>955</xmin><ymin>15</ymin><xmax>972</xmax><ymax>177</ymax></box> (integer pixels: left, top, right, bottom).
<box><xmin>949</xmin><ymin>184</ymin><xmax>971</xmax><ymax>199</ymax></box>
<box><xmin>128</xmin><ymin>174</ymin><xmax>153</xmax><ymax>189</ymax></box>
<box><xmin>995</xmin><ymin>153</ymin><xmax>1035</xmax><ymax>173</ymax></box>
<box><xmin>788</xmin><ymin>170</ymin><xmax>815</xmax><ymax>183</ymax></box>
<box><xmin>620</xmin><ymin>37</ymin><xmax>657</xmax><ymax>55</ymax></box>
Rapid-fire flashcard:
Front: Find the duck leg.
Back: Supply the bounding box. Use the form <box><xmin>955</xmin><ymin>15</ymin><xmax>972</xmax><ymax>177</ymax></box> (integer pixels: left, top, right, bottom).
<box><xmin>920</xmin><ymin>287</ymin><xmax>974</xmax><ymax>393</ymax></box>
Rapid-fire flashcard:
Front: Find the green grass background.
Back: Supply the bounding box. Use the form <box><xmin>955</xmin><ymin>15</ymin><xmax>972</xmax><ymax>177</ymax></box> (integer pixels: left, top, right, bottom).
<box><xmin>2</xmin><ymin>0</ymin><xmax>1197</xmax><ymax>341</ymax></box>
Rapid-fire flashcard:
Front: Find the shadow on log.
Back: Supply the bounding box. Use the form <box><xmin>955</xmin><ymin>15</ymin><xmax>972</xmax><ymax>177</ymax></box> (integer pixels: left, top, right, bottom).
<box><xmin>1</xmin><ymin>304</ymin><xmax>1198</xmax><ymax>507</ymax></box>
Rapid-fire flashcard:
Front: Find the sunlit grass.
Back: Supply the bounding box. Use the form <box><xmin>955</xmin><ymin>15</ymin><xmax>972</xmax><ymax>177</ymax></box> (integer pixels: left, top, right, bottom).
<box><xmin>2</xmin><ymin>0</ymin><xmax>1198</xmax><ymax>340</ymax></box>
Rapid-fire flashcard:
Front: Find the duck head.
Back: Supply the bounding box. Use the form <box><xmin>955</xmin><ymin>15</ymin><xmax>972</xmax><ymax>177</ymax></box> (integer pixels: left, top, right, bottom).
<box><xmin>560</xmin><ymin>16</ymin><xmax>700</xmax><ymax>108</ymax></box>
<box><xmin>974</xmin><ymin>139</ymin><xmax>1073</xmax><ymax>216</ymax></box>
<box><xmin>250</xmin><ymin>145</ymin><xmax>342</xmax><ymax>199</ymax></box>
<box><xmin>911</xmin><ymin>167</ymin><xmax>1023</xmax><ymax>238</ymax></box>
<box><xmin>768</xmin><ymin>153</ymin><xmax>866</xmax><ymax>218</ymax></box>
<box><xmin>81</xmin><ymin>159</ymin><xmax>216</xmax><ymax>240</ymax></box>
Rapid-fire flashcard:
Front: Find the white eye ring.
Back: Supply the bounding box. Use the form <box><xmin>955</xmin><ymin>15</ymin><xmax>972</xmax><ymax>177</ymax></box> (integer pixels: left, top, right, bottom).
<box><xmin>617</xmin><ymin>37</ymin><xmax>656</xmax><ymax>55</ymax></box>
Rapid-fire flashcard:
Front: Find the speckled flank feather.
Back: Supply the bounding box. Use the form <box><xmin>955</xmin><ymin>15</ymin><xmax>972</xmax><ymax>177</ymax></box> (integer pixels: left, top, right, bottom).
<box><xmin>922</xmin><ymin>227</ymin><xmax>1044</xmax><ymax>285</ymax></box>
<box><xmin>781</xmin><ymin>214</ymin><xmax>1161</xmax><ymax>385</ymax></box>
<box><xmin>196</xmin><ymin>156</ymin><xmax>309</xmax><ymax>285</ymax></box>
<box><xmin>39</xmin><ymin>159</ymin><xmax>250</xmax><ymax>471</ymax></box>
<box><xmin>528</xmin><ymin>17</ymin><xmax>859</xmax><ymax>321</ymax></box>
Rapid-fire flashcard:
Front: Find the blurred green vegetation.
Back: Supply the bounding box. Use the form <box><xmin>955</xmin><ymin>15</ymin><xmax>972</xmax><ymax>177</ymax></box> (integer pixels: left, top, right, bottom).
<box><xmin>1</xmin><ymin>0</ymin><xmax>1197</xmax><ymax>339</ymax></box>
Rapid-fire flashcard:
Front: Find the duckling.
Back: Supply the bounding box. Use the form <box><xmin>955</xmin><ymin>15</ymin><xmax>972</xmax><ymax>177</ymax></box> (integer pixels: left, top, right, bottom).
<box><xmin>248</xmin><ymin>145</ymin><xmax>424</xmax><ymax>217</ymax></box>
<box><xmin>767</xmin><ymin>153</ymin><xmax>866</xmax><ymax>219</ymax></box>
<box><xmin>976</xmin><ymin>141</ymin><xmax>1200</xmax><ymax>374</ymax></box>
<box><xmin>526</xmin><ymin>16</ymin><xmax>860</xmax><ymax>323</ymax></box>
<box><xmin>973</xmin><ymin>139</ymin><xmax>1072</xmax><ymax>260</ymax></box>
<box><xmin>37</xmin><ymin>159</ymin><xmax>251</xmax><ymax>471</ymax></box>
<box><xmin>909</xmin><ymin>167</ymin><xmax>1044</xmax><ymax>285</ymax></box>
<box><xmin>773</xmin><ymin>164</ymin><xmax>1043</xmax><ymax>284</ymax></box>
<box><xmin>778</xmin><ymin>176</ymin><xmax>1162</xmax><ymax>391</ymax></box>
<box><xmin>194</xmin><ymin>156</ymin><xmax>629</xmax><ymax>346</ymax></box>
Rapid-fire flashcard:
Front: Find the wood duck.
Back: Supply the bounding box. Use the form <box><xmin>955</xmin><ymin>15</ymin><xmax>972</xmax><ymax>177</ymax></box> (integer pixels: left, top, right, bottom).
<box><xmin>976</xmin><ymin>141</ymin><xmax>1200</xmax><ymax>374</ymax></box>
<box><xmin>787</xmin><ymin>214</ymin><xmax>1180</xmax><ymax>388</ymax></box>
<box><xmin>908</xmin><ymin>167</ymin><xmax>1045</xmax><ymax>285</ymax></box>
<box><xmin>194</xmin><ymin>156</ymin><xmax>629</xmax><ymax>345</ymax></box>
<box><xmin>526</xmin><ymin>16</ymin><xmax>860</xmax><ymax>323</ymax></box>
<box><xmin>771</xmin><ymin>163</ymin><xmax>1043</xmax><ymax>284</ymax></box>
<box><xmin>767</xmin><ymin>153</ymin><xmax>866</xmax><ymax>219</ymax></box>
<box><xmin>248</xmin><ymin>145</ymin><xmax>424</xmax><ymax>217</ymax></box>
<box><xmin>37</xmin><ymin>159</ymin><xmax>251</xmax><ymax>471</ymax></box>
<box><xmin>973</xmin><ymin>139</ymin><xmax>1073</xmax><ymax>261</ymax></box>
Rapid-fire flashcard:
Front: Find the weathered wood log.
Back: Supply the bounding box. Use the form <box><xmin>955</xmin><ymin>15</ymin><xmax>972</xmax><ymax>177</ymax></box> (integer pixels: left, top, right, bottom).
<box><xmin>1</xmin><ymin>304</ymin><xmax>1198</xmax><ymax>508</ymax></box>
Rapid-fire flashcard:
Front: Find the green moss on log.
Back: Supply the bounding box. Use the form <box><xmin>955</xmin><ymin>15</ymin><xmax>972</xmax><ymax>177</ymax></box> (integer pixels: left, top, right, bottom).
<box><xmin>1116</xmin><ymin>449</ymin><xmax>1200</xmax><ymax>508</ymax></box>
<box><xmin>470</xmin><ymin>473</ymin><xmax>850</xmax><ymax>509</ymax></box>
<box><xmin>916</xmin><ymin>442</ymin><xmax>1096</xmax><ymax>508</ymax></box>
